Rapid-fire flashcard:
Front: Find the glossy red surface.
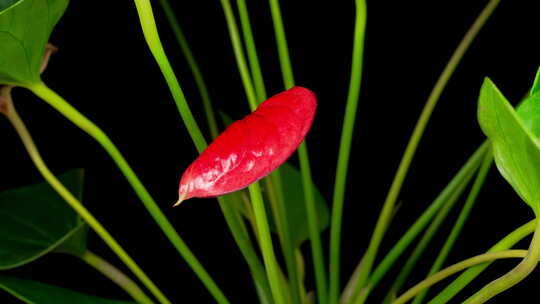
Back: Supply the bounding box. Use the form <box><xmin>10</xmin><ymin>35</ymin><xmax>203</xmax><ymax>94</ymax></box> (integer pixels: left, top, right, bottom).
<box><xmin>177</xmin><ymin>86</ymin><xmax>317</xmax><ymax>203</ymax></box>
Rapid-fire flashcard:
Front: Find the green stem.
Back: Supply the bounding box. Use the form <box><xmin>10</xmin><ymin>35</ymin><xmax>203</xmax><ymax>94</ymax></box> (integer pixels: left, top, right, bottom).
<box><xmin>237</xmin><ymin>0</ymin><xmax>268</xmax><ymax>102</ymax></box>
<box><xmin>429</xmin><ymin>220</ymin><xmax>536</xmax><ymax>304</ymax></box>
<box><xmin>299</xmin><ymin>144</ymin><xmax>328</xmax><ymax>304</ymax></box>
<box><xmin>1</xmin><ymin>93</ymin><xmax>168</xmax><ymax>304</ymax></box>
<box><xmin>220</xmin><ymin>0</ymin><xmax>258</xmax><ymax>109</ymax></box>
<box><xmin>217</xmin><ymin>195</ymin><xmax>274</xmax><ymax>302</ymax></box>
<box><xmin>352</xmin><ymin>143</ymin><xmax>489</xmax><ymax>304</ymax></box>
<box><xmin>133</xmin><ymin>0</ymin><xmax>207</xmax><ymax>152</ymax></box>
<box><xmin>352</xmin><ymin>0</ymin><xmax>501</xmax><ymax>296</ymax></box>
<box><xmin>80</xmin><ymin>251</ymin><xmax>153</xmax><ymax>304</ymax></box>
<box><xmin>269</xmin><ymin>0</ymin><xmax>294</xmax><ymax>88</ymax></box>
<box><xmin>249</xmin><ymin>183</ymin><xmax>288</xmax><ymax>304</ymax></box>
<box><xmin>268</xmin><ymin>1</ymin><xmax>327</xmax><ymax>302</ymax></box>
<box><xmin>328</xmin><ymin>1</ymin><xmax>367</xmax><ymax>303</ymax></box>
<box><xmin>220</xmin><ymin>1</ymin><xmax>301</xmax><ymax>302</ymax></box>
<box><xmin>234</xmin><ymin>1</ymin><xmax>302</xmax><ymax>300</ymax></box>
<box><xmin>384</xmin><ymin>160</ymin><xmax>474</xmax><ymax>303</ymax></box>
<box><xmin>412</xmin><ymin>150</ymin><xmax>493</xmax><ymax>304</ymax></box>
<box><xmin>265</xmin><ymin>175</ymin><xmax>303</xmax><ymax>304</ymax></box>
<box><xmin>157</xmin><ymin>0</ymin><xmax>220</xmax><ymax>139</ymax></box>
<box><xmin>392</xmin><ymin>250</ymin><xmax>528</xmax><ymax>304</ymax></box>
<box><xmin>156</xmin><ymin>2</ymin><xmax>272</xmax><ymax>300</ymax></box>
<box><xmin>25</xmin><ymin>81</ymin><xmax>228</xmax><ymax>304</ymax></box>
<box><xmin>463</xmin><ymin>219</ymin><xmax>540</xmax><ymax>303</ymax></box>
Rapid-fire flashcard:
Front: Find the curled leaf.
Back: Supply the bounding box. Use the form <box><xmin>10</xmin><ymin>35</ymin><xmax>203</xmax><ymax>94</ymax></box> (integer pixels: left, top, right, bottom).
<box><xmin>177</xmin><ymin>86</ymin><xmax>317</xmax><ymax>204</ymax></box>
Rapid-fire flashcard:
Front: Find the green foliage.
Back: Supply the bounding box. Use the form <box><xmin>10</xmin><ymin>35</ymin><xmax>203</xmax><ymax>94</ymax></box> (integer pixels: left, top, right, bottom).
<box><xmin>0</xmin><ymin>275</ymin><xmax>135</xmax><ymax>304</ymax></box>
<box><xmin>530</xmin><ymin>66</ymin><xmax>540</xmax><ymax>96</ymax></box>
<box><xmin>0</xmin><ymin>169</ymin><xmax>87</xmax><ymax>269</ymax></box>
<box><xmin>0</xmin><ymin>0</ymin><xmax>69</xmax><ymax>85</ymax></box>
<box><xmin>278</xmin><ymin>162</ymin><xmax>329</xmax><ymax>247</ymax></box>
<box><xmin>478</xmin><ymin>78</ymin><xmax>540</xmax><ymax>213</ymax></box>
<box><xmin>0</xmin><ymin>0</ymin><xmax>22</xmax><ymax>12</ymax></box>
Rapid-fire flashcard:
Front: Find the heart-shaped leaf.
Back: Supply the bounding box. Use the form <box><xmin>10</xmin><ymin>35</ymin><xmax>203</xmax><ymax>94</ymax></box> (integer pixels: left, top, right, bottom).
<box><xmin>0</xmin><ymin>169</ymin><xmax>88</xmax><ymax>269</ymax></box>
<box><xmin>0</xmin><ymin>275</ymin><xmax>135</xmax><ymax>304</ymax></box>
<box><xmin>0</xmin><ymin>0</ymin><xmax>69</xmax><ymax>85</ymax></box>
<box><xmin>478</xmin><ymin>78</ymin><xmax>540</xmax><ymax>213</ymax></box>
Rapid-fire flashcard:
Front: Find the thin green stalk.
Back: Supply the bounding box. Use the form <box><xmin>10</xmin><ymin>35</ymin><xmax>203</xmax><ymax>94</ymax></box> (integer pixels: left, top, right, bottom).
<box><xmin>299</xmin><ymin>144</ymin><xmax>328</xmax><ymax>304</ymax></box>
<box><xmin>24</xmin><ymin>81</ymin><xmax>228</xmax><ymax>304</ymax></box>
<box><xmin>237</xmin><ymin>0</ymin><xmax>267</xmax><ymax>102</ymax></box>
<box><xmin>157</xmin><ymin>0</ymin><xmax>219</xmax><ymax>139</ymax></box>
<box><xmin>268</xmin><ymin>1</ymin><xmax>327</xmax><ymax>302</ymax></box>
<box><xmin>1</xmin><ymin>93</ymin><xmax>168</xmax><ymax>304</ymax></box>
<box><xmin>80</xmin><ymin>251</ymin><xmax>153</xmax><ymax>304</ymax></box>
<box><xmin>156</xmin><ymin>2</ymin><xmax>273</xmax><ymax>300</ymax></box>
<box><xmin>384</xmin><ymin>161</ymin><xmax>474</xmax><ymax>303</ymax></box>
<box><xmin>234</xmin><ymin>1</ymin><xmax>302</xmax><ymax>300</ymax></box>
<box><xmin>429</xmin><ymin>220</ymin><xmax>536</xmax><ymax>304</ymax></box>
<box><xmin>352</xmin><ymin>0</ymin><xmax>501</xmax><ymax>297</ymax></box>
<box><xmin>352</xmin><ymin>143</ymin><xmax>489</xmax><ymax>304</ymax></box>
<box><xmin>464</xmin><ymin>219</ymin><xmax>540</xmax><ymax>303</ymax></box>
<box><xmin>133</xmin><ymin>0</ymin><xmax>207</xmax><ymax>152</ymax></box>
<box><xmin>218</xmin><ymin>196</ymin><xmax>274</xmax><ymax>302</ymax></box>
<box><xmin>220</xmin><ymin>0</ymin><xmax>258</xmax><ymax>109</ymax></box>
<box><xmin>249</xmin><ymin>183</ymin><xmax>288</xmax><ymax>304</ymax></box>
<box><xmin>328</xmin><ymin>1</ymin><xmax>367</xmax><ymax>303</ymax></box>
<box><xmin>266</xmin><ymin>176</ymin><xmax>303</xmax><ymax>304</ymax></box>
<box><xmin>393</xmin><ymin>250</ymin><xmax>528</xmax><ymax>304</ymax></box>
<box><xmin>269</xmin><ymin>0</ymin><xmax>294</xmax><ymax>89</ymax></box>
<box><xmin>412</xmin><ymin>150</ymin><xmax>493</xmax><ymax>304</ymax></box>
<box><xmin>220</xmin><ymin>1</ymin><xmax>302</xmax><ymax>302</ymax></box>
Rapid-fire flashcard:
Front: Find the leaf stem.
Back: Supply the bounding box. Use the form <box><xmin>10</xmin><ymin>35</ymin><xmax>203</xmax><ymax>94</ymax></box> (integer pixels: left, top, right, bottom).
<box><xmin>463</xmin><ymin>218</ymin><xmax>540</xmax><ymax>303</ymax></box>
<box><xmin>392</xmin><ymin>250</ymin><xmax>528</xmax><ymax>304</ymax></box>
<box><xmin>220</xmin><ymin>1</ymin><xmax>302</xmax><ymax>302</ymax></box>
<box><xmin>133</xmin><ymin>0</ymin><xmax>207</xmax><ymax>152</ymax></box>
<box><xmin>328</xmin><ymin>1</ymin><xmax>367</xmax><ymax>303</ymax></box>
<box><xmin>351</xmin><ymin>0</ymin><xmax>501</xmax><ymax>298</ymax></box>
<box><xmin>352</xmin><ymin>143</ymin><xmax>489</xmax><ymax>304</ymax></box>
<box><xmin>24</xmin><ymin>81</ymin><xmax>228</xmax><ymax>304</ymax></box>
<box><xmin>428</xmin><ymin>220</ymin><xmax>536</xmax><ymax>304</ymax></box>
<box><xmin>268</xmin><ymin>0</ymin><xmax>294</xmax><ymax>89</ymax></box>
<box><xmin>155</xmin><ymin>1</ymin><xmax>273</xmax><ymax>301</ymax></box>
<box><xmin>157</xmin><ymin>0</ymin><xmax>219</xmax><ymax>139</ymax></box>
<box><xmin>412</xmin><ymin>149</ymin><xmax>493</xmax><ymax>304</ymax></box>
<box><xmin>80</xmin><ymin>250</ymin><xmax>153</xmax><ymax>304</ymax></box>
<box><xmin>1</xmin><ymin>89</ymin><xmax>167</xmax><ymax>304</ymax></box>
<box><xmin>384</xmin><ymin>159</ymin><xmax>474</xmax><ymax>303</ymax></box>
<box><xmin>268</xmin><ymin>1</ymin><xmax>327</xmax><ymax>302</ymax></box>
<box><xmin>237</xmin><ymin>0</ymin><xmax>268</xmax><ymax>102</ymax></box>
<box><xmin>249</xmin><ymin>183</ymin><xmax>288</xmax><ymax>304</ymax></box>
<box><xmin>220</xmin><ymin>0</ymin><xmax>258</xmax><ymax>110</ymax></box>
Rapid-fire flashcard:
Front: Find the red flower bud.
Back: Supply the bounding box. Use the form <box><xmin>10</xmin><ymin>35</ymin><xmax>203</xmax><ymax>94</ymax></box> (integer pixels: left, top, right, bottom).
<box><xmin>176</xmin><ymin>86</ymin><xmax>317</xmax><ymax>205</ymax></box>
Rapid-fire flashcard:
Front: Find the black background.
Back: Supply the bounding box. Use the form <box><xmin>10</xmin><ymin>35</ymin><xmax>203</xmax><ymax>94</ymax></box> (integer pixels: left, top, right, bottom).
<box><xmin>1</xmin><ymin>1</ymin><xmax>540</xmax><ymax>303</ymax></box>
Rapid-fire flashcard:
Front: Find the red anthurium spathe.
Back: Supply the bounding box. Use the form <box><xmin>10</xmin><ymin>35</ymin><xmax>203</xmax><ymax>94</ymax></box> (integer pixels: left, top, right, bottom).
<box><xmin>176</xmin><ymin>86</ymin><xmax>317</xmax><ymax>205</ymax></box>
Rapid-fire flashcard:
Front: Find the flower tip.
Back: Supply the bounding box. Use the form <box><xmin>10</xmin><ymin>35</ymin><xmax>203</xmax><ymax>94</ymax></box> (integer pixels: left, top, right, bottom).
<box><xmin>173</xmin><ymin>192</ymin><xmax>187</xmax><ymax>207</ymax></box>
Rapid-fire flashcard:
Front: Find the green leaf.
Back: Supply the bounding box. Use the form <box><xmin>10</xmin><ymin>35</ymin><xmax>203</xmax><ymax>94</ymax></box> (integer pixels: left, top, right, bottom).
<box><xmin>0</xmin><ymin>0</ymin><xmax>69</xmax><ymax>85</ymax></box>
<box><xmin>478</xmin><ymin>78</ymin><xmax>540</xmax><ymax>213</ymax></box>
<box><xmin>278</xmin><ymin>162</ymin><xmax>330</xmax><ymax>247</ymax></box>
<box><xmin>0</xmin><ymin>0</ymin><xmax>22</xmax><ymax>13</ymax></box>
<box><xmin>0</xmin><ymin>169</ymin><xmax>88</xmax><ymax>269</ymax></box>
<box><xmin>530</xmin><ymin>66</ymin><xmax>540</xmax><ymax>96</ymax></box>
<box><xmin>0</xmin><ymin>275</ymin><xmax>135</xmax><ymax>304</ymax></box>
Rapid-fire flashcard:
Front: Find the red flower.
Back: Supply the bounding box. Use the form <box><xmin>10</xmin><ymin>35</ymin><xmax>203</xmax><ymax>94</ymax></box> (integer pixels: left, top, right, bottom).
<box><xmin>176</xmin><ymin>86</ymin><xmax>317</xmax><ymax>205</ymax></box>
